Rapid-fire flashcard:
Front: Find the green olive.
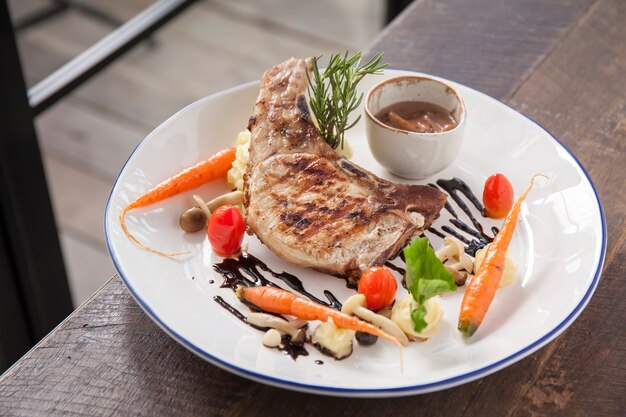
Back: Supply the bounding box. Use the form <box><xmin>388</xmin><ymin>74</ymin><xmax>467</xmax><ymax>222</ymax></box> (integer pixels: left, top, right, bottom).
<box><xmin>179</xmin><ymin>207</ymin><xmax>208</xmax><ymax>233</ymax></box>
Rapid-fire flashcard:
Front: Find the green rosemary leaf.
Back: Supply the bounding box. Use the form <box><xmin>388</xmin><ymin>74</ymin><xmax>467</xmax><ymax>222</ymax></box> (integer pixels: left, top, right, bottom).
<box><xmin>307</xmin><ymin>51</ymin><xmax>386</xmax><ymax>150</ymax></box>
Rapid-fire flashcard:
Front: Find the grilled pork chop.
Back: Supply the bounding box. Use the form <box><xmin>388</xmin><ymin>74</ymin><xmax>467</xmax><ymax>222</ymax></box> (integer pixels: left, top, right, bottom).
<box><xmin>243</xmin><ymin>58</ymin><xmax>447</xmax><ymax>285</ymax></box>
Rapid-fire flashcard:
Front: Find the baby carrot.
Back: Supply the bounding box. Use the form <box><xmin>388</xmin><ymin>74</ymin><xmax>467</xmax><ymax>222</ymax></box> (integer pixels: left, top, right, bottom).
<box><xmin>458</xmin><ymin>174</ymin><xmax>547</xmax><ymax>337</ymax></box>
<box><xmin>120</xmin><ymin>148</ymin><xmax>236</xmax><ymax>257</ymax></box>
<box><xmin>236</xmin><ymin>286</ymin><xmax>402</xmax><ymax>349</ymax></box>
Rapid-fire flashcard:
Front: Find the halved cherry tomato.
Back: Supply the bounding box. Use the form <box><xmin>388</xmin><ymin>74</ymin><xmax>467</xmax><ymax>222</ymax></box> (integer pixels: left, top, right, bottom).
<box><xmin>483</xmin><ymin>173</ymin><xmax>514</xmax><ymax>219</ymax></box>
<box><xmin>358</xmin><ymin>266</ymin><xmax>397</xmax><ymax>311</ymax></box>
<box><xmin>207</xmin><ymin>205</ymin><xmax>245</xmax><ymax>257</ymax></box>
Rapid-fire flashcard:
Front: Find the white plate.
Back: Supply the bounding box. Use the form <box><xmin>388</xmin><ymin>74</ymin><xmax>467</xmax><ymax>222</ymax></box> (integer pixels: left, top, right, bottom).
<box><xmin>104</xmin><ymin>69</ymin><xmax>606</xmax><ymax>397</ymax></box>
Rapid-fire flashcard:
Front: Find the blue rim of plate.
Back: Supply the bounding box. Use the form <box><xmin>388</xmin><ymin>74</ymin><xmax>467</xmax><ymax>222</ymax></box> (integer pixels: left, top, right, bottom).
<box><xmin>104</xmin><ymin>72</ymin><xmax>607</xmax><ymax>396</ymax></box>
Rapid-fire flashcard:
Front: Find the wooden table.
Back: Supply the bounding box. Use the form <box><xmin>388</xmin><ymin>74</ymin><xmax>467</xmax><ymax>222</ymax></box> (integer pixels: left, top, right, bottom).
<box><xmin>1</xmin><ymin>0</ymin><xmax>624</xmax><ymax>415</ymax></box>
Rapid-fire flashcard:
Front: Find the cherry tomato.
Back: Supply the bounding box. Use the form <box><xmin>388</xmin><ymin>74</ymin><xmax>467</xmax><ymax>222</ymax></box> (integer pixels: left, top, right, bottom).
<box><xmin>207</xmin><ymin>205</ymin><xmax>245</xmax><ymax>257</ymax></box>
<box><xmin>358</xmin><ymin>266</ymin><xmax>397</xmax><ymax>311</ymax></box>
<box><xmin>483</xmin><ymin>173</ymin><xmax>514</xmax><ymax>218</ymax></box>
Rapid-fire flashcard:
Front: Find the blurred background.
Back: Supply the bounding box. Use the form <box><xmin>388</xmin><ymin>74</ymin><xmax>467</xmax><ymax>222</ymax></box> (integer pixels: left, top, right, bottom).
<box><xmin>6</xmin><ymin>0</ymin><xmax>390</xmax><ymax>307</ymax></box>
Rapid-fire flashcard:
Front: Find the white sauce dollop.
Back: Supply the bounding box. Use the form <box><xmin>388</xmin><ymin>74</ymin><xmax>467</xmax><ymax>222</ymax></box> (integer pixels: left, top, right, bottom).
<box><xmin>391</xmin><ymin>295</ymin><xmax>442</xmax><ymax>339</ymax></box>
<box><xmin>474</xmin><ymin>244</ymin><xmax>517</xmax><ymax>287</ymax></box>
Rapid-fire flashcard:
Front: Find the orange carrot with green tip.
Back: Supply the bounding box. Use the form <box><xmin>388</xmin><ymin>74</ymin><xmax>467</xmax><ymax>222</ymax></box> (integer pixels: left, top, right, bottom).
<box><xmin>236</xmin><ymin>285</ymin><xmax>403</xmax><ymax>349</ymax></box>
<box><xmin>120</xmin><ymin>148</ymin><xmax>236</xmax><ymax>257</ymax></box>
<box><xmin>458</xmin><ymin>174</ymin><xmax>548</xmax><ymax>337</ymax></box>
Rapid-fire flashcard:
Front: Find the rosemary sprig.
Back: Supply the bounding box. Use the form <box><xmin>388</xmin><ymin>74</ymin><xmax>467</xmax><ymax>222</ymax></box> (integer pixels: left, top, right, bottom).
<box><xmin>307</xmin><ymin>51</ymin><xmax>387</xmax><ymax>150</ymax></box>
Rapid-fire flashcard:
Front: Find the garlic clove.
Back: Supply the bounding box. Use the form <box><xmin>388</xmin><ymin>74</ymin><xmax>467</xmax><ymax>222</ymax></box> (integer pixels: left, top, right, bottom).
<box><xmin>262</xmin><ymin>329</ymin><xmax>282</xmax><ymax>348</ymax></box>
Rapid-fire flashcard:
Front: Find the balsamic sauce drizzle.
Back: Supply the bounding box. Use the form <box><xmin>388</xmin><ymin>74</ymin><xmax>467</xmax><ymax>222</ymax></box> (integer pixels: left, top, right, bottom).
<box><xmin>385</xmin><ymin>249</ymin><xmax>407</xmax><ymax>287</ymax></box>
<box><xmin>427</xmin><ymin>227</ymin><xmax>446</xmax><ymax>239</ymax></box>
<box><xmin>441</xmin><ymin>225</ymin><xmax>470</xmax><ymax>244</ymax></box>
<box><xmin>279</xmin><ymin>336</ymin><xmax>309</xmax><ymax>359</ymax></box>
<box><xmin>428</xmin><ymin>178</ymin><xmax>500</xmax><ymax>256</ymax></box>
<box><xmin>213</xmin><ymin>295</ymin><xmax>309</xmax><ymax>359</ymax></box>
<box><xmin>436</xmin><ymin>178</ymin><xmax>485</xmax><ymax>216</ymax></box>
<box><xmin>212</xmin><ymin>253</ymin><xmax>342</xmax><ymax>360</ymax></box>
<box><xmin>384</xmin><ymin>261</ymin><xmax>406</xmax><ymax>277</ymax></box>
<box><xmin>387</xmin><ymin>178</ymin><xmax>497</xmax><ymax>281</ymax></box>
<box><xmin>213</xmin><ymin>252</ymin><xmax>341</xmax><ymax>309</ymax></box>
<box><xmin>213</xmin><ymin>296</ymin><xmax>249</xmax><ymax>326</ymax></box>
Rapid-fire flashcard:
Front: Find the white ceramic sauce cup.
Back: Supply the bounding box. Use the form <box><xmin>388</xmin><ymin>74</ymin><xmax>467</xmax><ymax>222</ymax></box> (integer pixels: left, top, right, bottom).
<box><xmin>365</xmin><ymin>75</ymin><xmax>466</xmax><ymax>179</ymax></box>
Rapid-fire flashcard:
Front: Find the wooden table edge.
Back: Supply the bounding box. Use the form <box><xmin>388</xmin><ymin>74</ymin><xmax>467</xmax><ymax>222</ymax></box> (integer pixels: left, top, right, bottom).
<box><xmin>0</xmin><ymin>275</ymin><xmax>117</xmax><ymax>384</ymax></box>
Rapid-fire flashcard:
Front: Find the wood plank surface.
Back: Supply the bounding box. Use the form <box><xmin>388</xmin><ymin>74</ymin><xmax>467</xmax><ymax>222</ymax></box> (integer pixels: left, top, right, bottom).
<box><xmin>370</xmin><ymin>0</ymin><xmax>595</xmax><ymax>99</ymax></box>
<box><xmin>504</xmin><ymin>1</ymin><xmax>626</xmax><ymax>413</ymax></box>
<box><xmin>1</xmin><ymin>0</ymin><xmax>625</xmax><ymax>415</ymax></box>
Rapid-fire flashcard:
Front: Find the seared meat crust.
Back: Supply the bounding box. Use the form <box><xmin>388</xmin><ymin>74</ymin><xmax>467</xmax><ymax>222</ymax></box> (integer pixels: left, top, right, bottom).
<box><xmin>244</xmin><ymin>58</ymin><xmax>446</xmax><ymax>285</ymax></box>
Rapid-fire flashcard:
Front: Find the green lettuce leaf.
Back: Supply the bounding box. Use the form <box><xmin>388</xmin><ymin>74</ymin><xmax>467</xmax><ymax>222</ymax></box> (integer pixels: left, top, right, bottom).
<box><xmin>404</xmin><ymin>237</ymin><xmax>457</xmax><ymax>332</ymax></box>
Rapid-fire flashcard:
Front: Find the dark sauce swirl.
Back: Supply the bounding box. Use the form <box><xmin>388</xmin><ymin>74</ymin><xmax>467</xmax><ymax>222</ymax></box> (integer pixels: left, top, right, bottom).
<box><xmin>213</xmin><ymin>252</ymin><xmax>341</xmax><ymax>309</ymax></box>
<box><xmin>213</xmin><ymin>295</ymin><xmax>309</xmax><ymax>359</ymax></box>
<box><xmin>384</xmin><ymin>261</ymin><xmax>406</xmax><ymax>277</ymax></box>
<box><xmin>429</xmin><ymin>178</ymin><xmax>499</xmax><ymax>256</ymax></box>
<box><xmin>213</xmin><ymin>295</ymin><xmax>248</xmax><ymax>324</ymax></box>
<box><xmin>212</xmin><ymin>252</ymin><xmax>343</xmax><ymax>360</ymax></box>
<box><xmin>279</xmin><ymin>336</ymin><xmax>309</xmax><ymax>359</ymax></box>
